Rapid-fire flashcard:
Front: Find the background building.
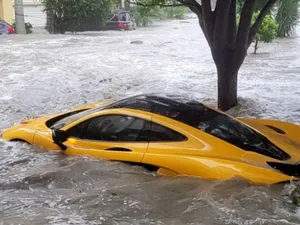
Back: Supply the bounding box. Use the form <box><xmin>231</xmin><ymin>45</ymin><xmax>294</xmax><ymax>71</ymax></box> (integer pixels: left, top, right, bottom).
<box><xmin>0</xmin><ymin>0</ymin><xmax>13</xmax><ymax>23</ymax></box>
<box><xmin>21</xmin><ymin>0</ymin><xmax>46</xmax><ymax>27</ymax></box>
<box><xmin>0</xmin><ymin>1</ymin><xmax>46</xmax><ymax>26</ymax></box>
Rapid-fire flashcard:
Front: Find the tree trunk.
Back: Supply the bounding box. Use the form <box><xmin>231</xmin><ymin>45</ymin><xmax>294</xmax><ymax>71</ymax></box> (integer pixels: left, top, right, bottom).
<box><xmin>119</xmin><ymin>0</ymin><xmax>124</xmax><ymax>9</ymax></box>
<box><xmin>187</xmin><ymin>0</ymin><xmax>276</xmax><ymax>111</ymax></box>
<box><xmin>254</xmin><ymin>38</ymin><xmax>259</xmax><ymax>54</ymax></box>
<box><xmin>125</xmin><ymin>0</ymin><xmax>130</xmax><ymax>10</ymax></box>
<box><xmin>216</xmin><ymin>54</ymin><xmax>239</xmax><ymax>111</ymax></box>
<box><xmin>46</xmin><ymin>9</ymin><xmax>54</xmax><ymax>34</ymax></box>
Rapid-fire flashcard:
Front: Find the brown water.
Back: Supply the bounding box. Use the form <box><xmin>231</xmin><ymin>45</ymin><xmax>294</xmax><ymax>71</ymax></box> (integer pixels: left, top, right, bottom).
<box><xmin>0</xmin><ymin>17</ymin><xmax>300</xmax><ymax>224</ymax></box>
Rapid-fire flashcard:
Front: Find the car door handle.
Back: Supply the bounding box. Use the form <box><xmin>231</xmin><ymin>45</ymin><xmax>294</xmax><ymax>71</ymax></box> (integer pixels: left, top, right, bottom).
<box><xmin>105</xmin><ymin>147</ymin><xmax>132</xmax><ymax>152</ymax></box>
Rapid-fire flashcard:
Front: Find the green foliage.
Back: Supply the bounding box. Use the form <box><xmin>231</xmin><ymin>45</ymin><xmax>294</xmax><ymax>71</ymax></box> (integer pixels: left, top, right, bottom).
<box><xmin>130</xmin><ymin>5</ymin><xmax>162</xmax><ymax>27</ymax></box>
<box><xmin>237</xmin><ymin>11</ymin><xmax>278</xmax><ymax>53</ymax></box>
<box><xmin>292</xmin><ymin>196</ymin><xmax>300</xmax><ymax>206</ymax></box>
<box><xmin>276</xmin><ymin>0</ymin><xmax>300</xmax><ymax>37</ymax></box>
<box><xmin>163</xmin><ymin>7</ymin><xmax>189</xmax><ymax>19</ymax></box>
<box><xmin>252</xmin><ymin>11</ymin><xmax>279</xmax><ymax>43</ymax></box>
<box><xmin>43</xmin><ymin>0</ymin><xmax>114</xmax><ymax>34</ymax></box>
<box><xmin>12</xmin><ymin>22</ymin><xmax>33</xmax><ymax>34</ymax></box>
<box><xmin>130</xmin><ymin>2</ymin><xmax>188</xmax><ymax>27</ymax></box>
<box><xmin>238</xmin><ymin>0</ymin><xmax>300</xmax><ymax>37</ymax></box>
<box><xmin>237</xmin><ymin>0</ymin><xmax>270</xmax><ymax>14</ymax></box>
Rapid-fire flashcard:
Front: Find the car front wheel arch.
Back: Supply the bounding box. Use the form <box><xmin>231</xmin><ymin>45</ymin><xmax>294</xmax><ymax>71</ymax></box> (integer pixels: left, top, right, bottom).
<box><xmin>11</xmin><ymin>139</ymin><xmax>29</xmax><ymax>144</ymax></box>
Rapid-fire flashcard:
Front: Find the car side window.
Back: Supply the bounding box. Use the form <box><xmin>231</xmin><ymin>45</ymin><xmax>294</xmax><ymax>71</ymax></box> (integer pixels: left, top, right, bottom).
<box><xmin>67</xmin><ymin>120</ymin><xmax>90</xmax><ymax>139</ymax></box>
<box><xmin>0</xmin><ymin>23</ymin><xmax>5</xmax><ymax>29</ymax></box>
<box><xmin>67</xmin><ymin>115</ymin><xmax>147</xmax><ymax>142</ymax></box>
<box><xmin>149</xmin><ymin>122</ymin><xmax>187</xmax><ymax>142</ymax></box>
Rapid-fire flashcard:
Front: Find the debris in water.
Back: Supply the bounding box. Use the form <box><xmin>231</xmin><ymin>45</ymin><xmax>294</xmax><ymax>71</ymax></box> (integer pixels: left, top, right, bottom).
<box><xmin>130</xmin><ymin>40</ymin><xmax>143</xmax><ymax>44</ymax></box>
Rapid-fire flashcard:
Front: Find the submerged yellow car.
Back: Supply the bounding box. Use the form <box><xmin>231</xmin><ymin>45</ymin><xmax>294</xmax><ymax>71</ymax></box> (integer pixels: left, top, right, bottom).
<box><xmin>2</xmin><ymin>95</ymin><xmax>300</xmax><ymax>184</ymax></box>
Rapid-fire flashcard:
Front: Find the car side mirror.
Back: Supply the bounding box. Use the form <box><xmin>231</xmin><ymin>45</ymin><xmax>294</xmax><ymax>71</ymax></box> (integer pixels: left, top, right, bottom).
<box><xmin>52</xmin><ymin>129</ymin><xmax>69</xmax><ymax>151</ymax></box>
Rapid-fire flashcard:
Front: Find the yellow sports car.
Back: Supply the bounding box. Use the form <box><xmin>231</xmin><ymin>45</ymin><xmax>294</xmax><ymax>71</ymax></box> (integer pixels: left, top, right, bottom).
<box><xmin>2</xmin><ymin>95</ymin><xmax>300</xmax><ymax>184</ymax></box>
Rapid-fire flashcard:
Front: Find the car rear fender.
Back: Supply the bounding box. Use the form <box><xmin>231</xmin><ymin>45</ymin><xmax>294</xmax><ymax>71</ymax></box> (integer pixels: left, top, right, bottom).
<box><xmin>142</xmin><ymin>153</ymin><xmax>295</xmax><ymax>184</ymax></box>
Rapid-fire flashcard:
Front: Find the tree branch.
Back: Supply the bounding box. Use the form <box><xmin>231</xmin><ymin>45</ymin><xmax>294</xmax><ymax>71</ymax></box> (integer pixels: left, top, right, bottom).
<box><xmin>213</xmin><ymin>0</ymin><xmax>232</xmax><ymax>49</ymax></box>
<box><xmin>235</xmin><ymin>0</ymin><xmax>256</xmax><ymax>50</ymax></box>
<box><xmin>227</xmin><ymin>0</ymin><xmax>237</xmax><ymax>46</ymax></box>
<box><xmin>247</xmin><ymin>0</ymin><xmax>277</xmax><ymax>47</ymax></box>
<box><xmin>201</xmin><ymin>0</ymin><xmax>214</xmax><ymax>38</ymax></box>
<box><xmin>187</xmin><ymin>4</ymin><xmax>215</xmax><ymax>48</ymax></box>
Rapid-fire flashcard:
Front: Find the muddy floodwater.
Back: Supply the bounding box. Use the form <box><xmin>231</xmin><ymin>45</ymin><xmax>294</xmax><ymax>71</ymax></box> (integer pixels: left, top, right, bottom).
<box><xmin>0</xmin><ymin>18</ymin><xmax>300</xmax><ymax>224</ymax></box>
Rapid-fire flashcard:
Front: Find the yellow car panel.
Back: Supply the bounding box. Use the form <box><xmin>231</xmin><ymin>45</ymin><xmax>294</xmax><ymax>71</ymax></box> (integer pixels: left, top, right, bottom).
<box><xmin>143</xmin><ymin>154</ymin><xmax>291</xmax><ymax>184</ymax></box>
<box><xmin>2</xmin><ymin>95</ymin><xmax>300</xmax><ymax>185</ymax></box>
<box><xmin>240</xmin><ymin>118</ymin><xmax>300</xmax><ymax>161</ymax></box>
<box><xmin>2</xmin><ymin>126</ymin><xmax>36</xmax><ymax>144</ymax></box>
<box><xmin>34</xmin><ymin>108</ymin><xmax>152</xmax><ymax>163</ymax></box>
<box><xmin>64</xmin><ymin>138</ymin><xmax>148</xmax><ymax>163</ymax></box>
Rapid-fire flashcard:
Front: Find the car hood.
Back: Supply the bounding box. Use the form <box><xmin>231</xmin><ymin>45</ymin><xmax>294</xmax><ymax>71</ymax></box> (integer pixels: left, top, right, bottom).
<box><xmin>238</xmin><ymin>118</ymin><xmax>300</xmax><ymax>164</ymax></box>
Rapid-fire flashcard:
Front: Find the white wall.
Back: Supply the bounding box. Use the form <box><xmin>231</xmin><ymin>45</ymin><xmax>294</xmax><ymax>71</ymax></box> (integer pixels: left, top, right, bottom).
<box><xmin>13</xmin><ymin>0</ymin><xmax>46</xmax><ymax>27</ymax></box>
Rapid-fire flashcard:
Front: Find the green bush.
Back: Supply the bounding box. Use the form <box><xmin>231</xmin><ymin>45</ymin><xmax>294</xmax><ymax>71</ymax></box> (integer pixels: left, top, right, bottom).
<box><xmin>238</xmin><ymin>0</ymin><xmax>300</xmax><ymax>38</ymax></box>
<box><xmin>12</xmin><ymin>22</ymin><xmax>33</xmax><ymax>34</ymax></box>
<box><xmin>237</xmin><ymin>11</ymin><xmax>278</xmax><ymax>54</ymax></box>
<box><xmin>131</xmin><ymin>5</ymin><xmax>189</xmax><ymax>27</ymax></box>
<box><xmin>130</xmin><ymin>6</ymin><xmax>161</xmax><ymax>27</ymax></box>
<box><xmin>43</xmin><ymin>0</ymin><xmax>114</xmax><ymax>34</ymax></box>
<box><xmin>252</xmin><ymin>11</ymin><xmax>279</xmax><ymax>53</ymax></box>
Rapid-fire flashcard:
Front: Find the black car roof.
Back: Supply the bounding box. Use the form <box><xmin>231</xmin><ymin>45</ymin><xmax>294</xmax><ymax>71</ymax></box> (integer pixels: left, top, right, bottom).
<box><xmin>105</xmin><ymin>94</ymin><xmax>204</xmax><ymax>111</ymax></box>
<box><xmin>103</xmin><ymin>94</ymin><xmax>212</xmax><ymax>128</ymax></box>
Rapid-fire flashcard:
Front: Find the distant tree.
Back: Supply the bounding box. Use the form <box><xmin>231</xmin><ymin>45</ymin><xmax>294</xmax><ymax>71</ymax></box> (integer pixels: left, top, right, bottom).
<box><xmin>130</xmin><ymin>0</ymin><xmax>188</xmax><ymax>27</ymax></box>
<box><xmin>276</xmin><ymin>0</ymin><xmax>300</xmax><ymax>37</ymax></box>
<box><xmin>132</xmin><ymin>0</ymin><xmax>278</xmax><ymax>111</ymax></box>
<box><xmin>43</xmin><ymin>0</ymin><xmax>114</xmax><ymax>34</ymax></box>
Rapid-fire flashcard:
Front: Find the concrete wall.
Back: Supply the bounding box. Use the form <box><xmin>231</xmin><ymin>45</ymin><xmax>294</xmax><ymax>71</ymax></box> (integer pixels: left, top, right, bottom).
<box><xmin>23</xmin><ymin>0</ymin><xmax>42</xmax><ymax>5</ymax></box>
<box><xmin>11</xmin><ymin>0</ymin><xmax>46</xmax><ymax>27</ymax></box>
<box><xmin>0</xmin><ymin>0</ymin><xmax>13</xmax><ymax>24</ymax></box>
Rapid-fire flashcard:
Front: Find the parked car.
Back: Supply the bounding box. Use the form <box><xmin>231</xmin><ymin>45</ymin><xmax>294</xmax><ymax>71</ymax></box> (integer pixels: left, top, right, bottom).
<box><xmin>63</xmin><ymin>10</ymin><xmax>135</xmax><ymax>33</ymax></box>
<box><xmin>0</xmin><ymin>20</ymin><xmax>15</xmax><ymax>35</ymax></box>
<box><xmin>2</xmin><ymin>94</ymin><xmax>300</xmax><ymax>184</ymax></box>
<box><xmin>101</xmin><ymin>10</ymin><xmax>135</xmax><ymax>31</ymax></box>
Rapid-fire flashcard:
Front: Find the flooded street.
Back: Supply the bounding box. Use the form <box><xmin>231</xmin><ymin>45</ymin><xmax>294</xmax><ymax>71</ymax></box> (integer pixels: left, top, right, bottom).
<box><xmin>1</xmin><ymin>17</ymin><xmax>300</xmax><ymax>224</ymax></box>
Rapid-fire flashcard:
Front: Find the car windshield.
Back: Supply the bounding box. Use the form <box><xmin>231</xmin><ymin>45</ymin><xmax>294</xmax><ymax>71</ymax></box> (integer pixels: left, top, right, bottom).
<box><xmin>50</xmin><ymin>106</ymin><xmax>105</xmax><ymax>130</ymax></box>
<box><xmin>193</xmin><ymin>107</ymin><xmax>258</xmax><ymax>146</ymax></box>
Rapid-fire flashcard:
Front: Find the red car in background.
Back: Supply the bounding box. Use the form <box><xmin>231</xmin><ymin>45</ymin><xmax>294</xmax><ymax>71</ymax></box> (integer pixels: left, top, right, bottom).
<box><xmin>101</xmin><ymin>10</ymin><xmax>135</xmax><ymax>31</ymax></box>
<box><xmin>0</xmin><ymin>20</ymin><xmax>15</xmax><ymax>35</ymax></box>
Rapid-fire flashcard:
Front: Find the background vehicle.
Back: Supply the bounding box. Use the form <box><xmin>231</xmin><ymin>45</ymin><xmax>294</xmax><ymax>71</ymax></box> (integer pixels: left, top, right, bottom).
<box><xmin>101</xmin><ymin>10</ymin><xmax>135</xmax><ymax>31</ymax></box>
<box><xmin>0</xmin><ymin>20</ymin><xmax>15</xmax><ymax>35</ymax></box>
<box><xmin>64</xmin><ymin>10</ymin><xmax>135</xmax><ymax>33</ymax></box>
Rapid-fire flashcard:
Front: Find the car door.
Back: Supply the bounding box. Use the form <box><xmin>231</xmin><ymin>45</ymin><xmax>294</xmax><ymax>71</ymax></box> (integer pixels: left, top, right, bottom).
<box><xmin>141</xmin><ymin>115</ymin><xmax>226</xmax><ymax>178</ymax></box>
<box><xmin>63</xmin><ymin>114</ymin><xmax>151</xmax><ymax>163</ymax></box>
